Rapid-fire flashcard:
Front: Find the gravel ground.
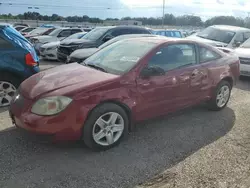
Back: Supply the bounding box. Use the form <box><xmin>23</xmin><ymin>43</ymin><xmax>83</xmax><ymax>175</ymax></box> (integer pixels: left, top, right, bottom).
<box><xmin>0</xmin><ymin>60</ymin><xmax>250</xmax><ymax>188</ymax></box>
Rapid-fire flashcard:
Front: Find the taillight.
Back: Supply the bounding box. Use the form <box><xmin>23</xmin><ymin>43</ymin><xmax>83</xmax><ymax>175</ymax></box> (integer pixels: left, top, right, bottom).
<box><xmin>25</xmin><ymin>53</ymin><xmax>37</xmax><ymax>66</ymax></box>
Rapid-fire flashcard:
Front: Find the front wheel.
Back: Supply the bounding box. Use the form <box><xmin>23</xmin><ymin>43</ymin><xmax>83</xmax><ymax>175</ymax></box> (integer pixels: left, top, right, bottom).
<box><xmin>0</xmin><ymin>74</ymin><xmax>20</xmax><ymax>107</ymax></box>
<box><xmin>207</xmin><ymin>80</ymin><xmax>231</xmax><ymax>111</ymax></box>
<box><xmin>82</xmin><ymin>103</ymin><xmax>129</xmax><ymax>151</ymax></box>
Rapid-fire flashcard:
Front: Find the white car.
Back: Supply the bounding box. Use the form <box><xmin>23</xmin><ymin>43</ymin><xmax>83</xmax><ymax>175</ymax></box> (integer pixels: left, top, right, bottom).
<box><xmin>188</xmin><ymin>25</ymin><xmax>250</xmax><ymax>49</ymax></box>
<box><xmin>234</xmin><ymin>38</ymin><xmax>250</xmax><ymax>76</ymax></box>
<box><xmin>30</xmin><ymin>28</ymin><xmax>83</xmax><ymax>53</ymax></box>
<box><xmin>40</xmin><ymin>31</ymin><xmax>87</xmax><ymax>60</ymax></box>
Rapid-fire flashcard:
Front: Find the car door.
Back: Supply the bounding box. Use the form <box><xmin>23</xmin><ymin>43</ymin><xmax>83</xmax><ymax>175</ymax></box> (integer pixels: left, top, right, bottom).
<box><xmin>135</xmin><ymin>42</ymin><xmax>202</xmax><ymax>120</ymax></box>
<box><xmin>197</xmin><ymin>45</ymin><xmax>222</xmax><ymax>100</ymax></box>
<box><xmin>163</xmin><ymin>43</ymin><xmax>206</xmax><ymax>106</ymax></box>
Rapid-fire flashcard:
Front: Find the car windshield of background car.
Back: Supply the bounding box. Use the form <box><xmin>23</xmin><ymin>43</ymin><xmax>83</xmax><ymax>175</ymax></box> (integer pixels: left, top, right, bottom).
<box><xmin>22</xmin><ymin>27</ymin><xmax>35</xmax><ymax>32</ymax></box>
<box><xmin>48</xmin><ymin>29</ymin><xmax>61</xmax><ymax>36</ymax></box>
<box><xmin>29</xmin><ymin>28</ymin><xmax>48</xmax><ymax>35</ymax></box>
<box><xmin>81</xmin><ymin>28</ymin><xmax>110</xmax><ymax>41</ymax></box>
<box><xmin>83</xmin><ymin>40</ymin><xmax>156</xmax><ymax>75</ymax></box>
<box><xmin>240</xmin><ymin>38</ymin><xmax>250</xmax><ymax>48</ymax></box>
<box><xmin>42</xmin><ymin>28</ymin><xmax>55</xmax><ymax>35</ymax></box>
<box><xmin>197</xmin><ymin>27</ymin><xmax>235</xmax><ymax>44</ymax></box>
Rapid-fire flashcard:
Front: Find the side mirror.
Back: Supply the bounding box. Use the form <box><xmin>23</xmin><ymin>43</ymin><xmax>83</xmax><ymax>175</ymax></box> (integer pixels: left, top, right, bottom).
<box><xmin>103</xmin><ymin>35</ymin><xmax>113</xmax><ymax>42</ymax></box>
<box><xmin>234</xmin><ymin>40</ymin><xmax>241</xmax><ymax>47</ymax></box>
<box><xmin>140</xmin><ymin>66</ymin><xmax>165</xmax><ymax>78</ymax></box>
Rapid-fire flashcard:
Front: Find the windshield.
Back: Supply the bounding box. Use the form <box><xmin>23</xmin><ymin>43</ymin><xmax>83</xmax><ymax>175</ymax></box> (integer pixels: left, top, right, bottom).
<box><xmin>241</xmin><ymin>38</ymin><xmax>250</xmax><ymax>48</ymax></box>
<box><xmin>63</xmin><ymin>32</ymin><xmax>86</xmax><ymax>40</ymax></box>
<box><xmin>42</xmin><ymin>28</ymin><xmax>55</xmax><ymax>35</ymax></box>
<box><xmin>81</xmin><ymin>28</ymin><xmax>110</xmax><ymax>41</ymax></box>
<box><xmin>29</xmin><ymin>27</ymin><xmax>49</xmax><ymax>35</ymax></box>
<box><xmin>83</xmin><ymin>39</ymin><xmax>156</xmax><ymax>75</ymax></box>
<box><xmin>98</xmin><ymin>36</ymin><xmax>126</xmax><ymax>49</ymax></box>
<box><xmin>22</xmin><ymin>27</ymin><xmax>35</xmax><ymax>32</ymax></box>
<box><xmin>197</xmin><ymin>26</ymin><xmax>235</xmax><ymax>44</ymax></box>
<box><xmin>48</xmin><ymin>28</ymin><xmax>61</xmax><ymax>36</ymax></box>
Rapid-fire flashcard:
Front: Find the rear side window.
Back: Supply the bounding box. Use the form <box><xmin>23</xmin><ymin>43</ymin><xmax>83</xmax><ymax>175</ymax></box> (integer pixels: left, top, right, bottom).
<box><xmin>58</xmin><ymin>30</ymin><xmax>72</xmax><ymax>37</ymax></box>
<box><xmin>243</xmin><ymin>32</ymin><xmax>250</xmax><ymax>41</ymax></box>
<box><xmin>111</xmin><ymin>29</ymin><xmax>128</xmax><ymax>37</ymax></box>
<box><xmin>0</xmin><ymin>37</ymin><xmax>13</xmax><ymax>49</ymax></box>
<box><xmin>111</xmin><ymin>28</ymin><xmax>149</xmax><ymax>36</ymax></box>
<box><xmin>199</xmin><ymin>46</ymin><xmax>221</xmax><ymax>63</ymax></box>
<box><xmin>130</xmin><ymin>29</ymin><xmax>150</xmax><ymax>34</ymax></box>
<box><xmin>71</xmin><ymin>29</ymin><xmax>82</xmax><ymax>34</ymax></box>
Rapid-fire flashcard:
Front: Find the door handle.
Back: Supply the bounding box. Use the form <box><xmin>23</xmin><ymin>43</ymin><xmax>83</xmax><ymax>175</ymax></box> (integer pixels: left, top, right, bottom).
<box><xmin>142</xmin><ymin>82</ymin><xmax>150</xmax><ymax>86</ymax></box>
<box><xmin>191</xmin><ymin>69</ymin><xmax>199</xmax><ymax>77</ymax></box>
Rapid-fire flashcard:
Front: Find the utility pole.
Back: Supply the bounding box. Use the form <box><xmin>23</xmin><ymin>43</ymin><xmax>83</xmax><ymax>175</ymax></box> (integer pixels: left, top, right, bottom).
<box><xmin>162</xmin><ymin>0</ymin><xmax>165</xmax><ymax>28</ymax></box>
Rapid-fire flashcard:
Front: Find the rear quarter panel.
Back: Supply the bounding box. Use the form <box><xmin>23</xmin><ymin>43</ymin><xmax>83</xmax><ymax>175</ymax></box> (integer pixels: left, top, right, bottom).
<box><xmin>203</xmin><ymin>54</ymin><xmax>239</xmax><ymax>97</ymax></box>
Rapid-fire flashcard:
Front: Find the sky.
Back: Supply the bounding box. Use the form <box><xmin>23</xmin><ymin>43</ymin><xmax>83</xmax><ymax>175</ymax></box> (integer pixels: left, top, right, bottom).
<box><xmin>0</xmin><ymin>0</ymin><xmax>250</xmax><ymax>20</ymax></box>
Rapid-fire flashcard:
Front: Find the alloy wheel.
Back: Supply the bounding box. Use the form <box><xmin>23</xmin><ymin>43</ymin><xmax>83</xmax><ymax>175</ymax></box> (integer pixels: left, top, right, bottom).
<box><xmin>92</xmin><ymin>112</ymin><xmax>125</xmax><ymax>146</ymax></box>
<box><xmin>0</xmin><ymin>81</ymin><xmax>17</xmax><ymax>107</ymax></box>
<box><xmin>216</xmin><ymin>85</ymin><xmax>230</xmax><ymax>108</ymax></box>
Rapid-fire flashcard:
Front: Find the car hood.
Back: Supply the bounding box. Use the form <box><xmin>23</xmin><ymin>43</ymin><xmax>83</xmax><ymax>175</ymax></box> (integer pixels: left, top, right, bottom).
<box><xmin>60</xmin><ymin>38</ymin><xmax>96</xmax><ymax>46</ymax></box>
<box><xmin>70</xmin><ymin>48</ymin><xmax>99</xmax><ymax>59</ymax></box>
<box><xmin>41</xmin><ymin>41</ymin><xmax>60</xmax><ymax>48</ymax></box>
<box><xmin>187</xmin><ymin>35</ymin><xmax>228</xmax><ymax>47</ymax></box>
<box><xmin>234</xmin><ymin>47</ymin><xmax>250</xmax><ymax>58</ymax></box>
<box><xmin>33</xmin><ymin>35</ymin><xmax>58</xmax><ymax>43</ymax></box>
<box><xmin>20</xmin><ymin>63</ymin><xmax>119</xmax><ymax>99</ymax></box>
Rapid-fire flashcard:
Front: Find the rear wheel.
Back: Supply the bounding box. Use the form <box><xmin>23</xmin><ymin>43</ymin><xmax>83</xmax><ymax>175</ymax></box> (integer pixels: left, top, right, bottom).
<box><xmin>0</xmin><ymin>74</ymin><xmax>21</xmax><ymax>107</ymax></box>
<box><xmin>207</xmin><ymin>80</ymin><xmax>231</xmax><ymax>111</ymax></box>
<box><xmin>82</xmin><ymin>103</ymin><xmax>129</xmax><ymax>151</ymax></box>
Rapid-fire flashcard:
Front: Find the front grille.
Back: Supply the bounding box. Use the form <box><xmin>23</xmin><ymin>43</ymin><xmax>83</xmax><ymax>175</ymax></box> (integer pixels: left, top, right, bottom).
<box><xmin>58</xmin><ymin>46</ymin><xmax>71</xmax><ymax>55</ymax></box>
<box><xmin>239</xmin><ymin>57</ymin><xmax>250</xmax><ymax>65</ymax></box>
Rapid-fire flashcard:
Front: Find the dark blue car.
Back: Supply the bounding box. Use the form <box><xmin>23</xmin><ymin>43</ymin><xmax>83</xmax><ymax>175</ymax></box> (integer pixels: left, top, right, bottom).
<box><xmin>0</xmin><ymin>24</ymin><xmax>40</xmax><ymax>107</ymax></box>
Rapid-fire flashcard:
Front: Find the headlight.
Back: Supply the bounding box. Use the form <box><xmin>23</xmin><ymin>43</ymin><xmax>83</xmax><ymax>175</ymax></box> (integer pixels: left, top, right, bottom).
<box><xmin>31</xmin><ymin>96</ymin><xmax>72</xmax><ymax>116</ymax></box>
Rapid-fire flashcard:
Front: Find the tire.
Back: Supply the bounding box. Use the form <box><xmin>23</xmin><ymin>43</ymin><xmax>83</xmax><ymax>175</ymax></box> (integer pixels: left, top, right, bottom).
<box><xmin>82</xmin><ymin>103</ymin><xmax>129</xmax><ymax>151</ymax></box>
<box><xmin>0</xmin><ymin>73</ymin><xmax>21</xmax><ymax>107</ymax></box>
<box><xmin>207</xmin><ymin>80</ymin><xmax>232</xmax><ymax>111</ymax></box>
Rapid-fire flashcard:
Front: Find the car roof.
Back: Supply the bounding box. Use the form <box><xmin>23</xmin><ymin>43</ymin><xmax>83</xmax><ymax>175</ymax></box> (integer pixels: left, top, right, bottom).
<box><xmin>211</xmin><ymin>25</ymin><xmax>250</xmax><ymax>31</ymax></box>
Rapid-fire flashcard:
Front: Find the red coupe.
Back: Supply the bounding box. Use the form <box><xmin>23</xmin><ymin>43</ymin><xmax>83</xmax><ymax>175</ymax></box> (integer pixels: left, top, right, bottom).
<box><xmin>9</xmin><ymin>38</ymin><xmax>240</xmax><ymax>151</ymax></box>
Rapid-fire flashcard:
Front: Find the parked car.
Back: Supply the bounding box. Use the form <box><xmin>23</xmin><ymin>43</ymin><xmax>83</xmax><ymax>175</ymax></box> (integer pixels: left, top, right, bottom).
<box><xmin>13</xmin><ymin>23</ymin><xmax>29</xmax><ymax>27</ymax></box>
<box><xmin>57</xmin><ymin>26</ymin><xmax>152</xmax><ymax>62</ymax></box>
<box><xmin>0</xmin><ymin>24</ymin><xmax>39</xmax><ymax>107</ymax></box>
<box><xmin>14</xmin><ymin>26</ymin><xmax>27</xmax><ymax>31</ymax></box>
<box><xmin>30</xmin><ymin>28</ymin><xmax>83</xmax><ymax>54</ymax></box>
<box><xmin>9</xmin><ymin>37</ymin><xmax>239</xmax><ymax>150</ymax></box>
<box><xmin>234</xmin><ymin>38</ymin><xmax>250</xmax><ymax>76</ymax></box>
<box><xmin>40</xmin><ymin>31</ymin><xmax>87</xmax><ymax>60</ymax></box>
<box><xmin>66</xmin><ymin>34</ymin><xmax>164</xmax><ymax>63</ymax></box>
<box><xmin>152</xmin><ymin>29</ymin><xmax>184</xmax><ymax>38</ymax></box>
<box><xmin>24</xmin><ymin>27</ymin><xmax>56</xmax><ymax>40</ymax></box>
<box><xmin>20</xmin><ymin>27</ymin><xmax>36</xmax><ymax>36</ymax></box>
<box><xmin>188</xmin><ymin>25</ymin><xmax>250</xmax><ymax>48</ymax></box>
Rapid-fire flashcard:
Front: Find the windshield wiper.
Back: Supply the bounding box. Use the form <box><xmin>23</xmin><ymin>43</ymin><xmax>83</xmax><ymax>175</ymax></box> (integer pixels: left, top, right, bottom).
<box><xmin>86</xmin><ymin>63</ymin><xmax>107</xmax><ymax>73</ymax></box>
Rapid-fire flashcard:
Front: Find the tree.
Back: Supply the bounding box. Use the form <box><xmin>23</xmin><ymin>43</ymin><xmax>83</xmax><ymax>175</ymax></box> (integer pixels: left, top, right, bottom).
<box><xmin>1</xmin><ymin>11</ymin><xmax>250</xmax><ymax>28</ymax></box>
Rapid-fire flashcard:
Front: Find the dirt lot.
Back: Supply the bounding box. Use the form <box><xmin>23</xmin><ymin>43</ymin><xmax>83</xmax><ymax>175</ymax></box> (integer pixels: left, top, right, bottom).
<box><xmin>0</xmin><ymin>60</ymin><xmax>250</xmax><ymax>188</ymax></box>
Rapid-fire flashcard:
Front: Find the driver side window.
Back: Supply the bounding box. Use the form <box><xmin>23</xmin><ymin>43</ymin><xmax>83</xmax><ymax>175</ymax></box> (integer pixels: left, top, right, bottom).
<box><xmin>148</xmin><ymin>44</ymin><xmax>197</xmax><ymax>72</ymax></box>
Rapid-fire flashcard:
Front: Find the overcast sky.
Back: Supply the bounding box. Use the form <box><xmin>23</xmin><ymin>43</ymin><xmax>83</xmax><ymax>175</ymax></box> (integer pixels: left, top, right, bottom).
<box><xmin>0</xmin><ymin>0</ymin><xmax>249</xmax><ymax>20</ymax></box>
